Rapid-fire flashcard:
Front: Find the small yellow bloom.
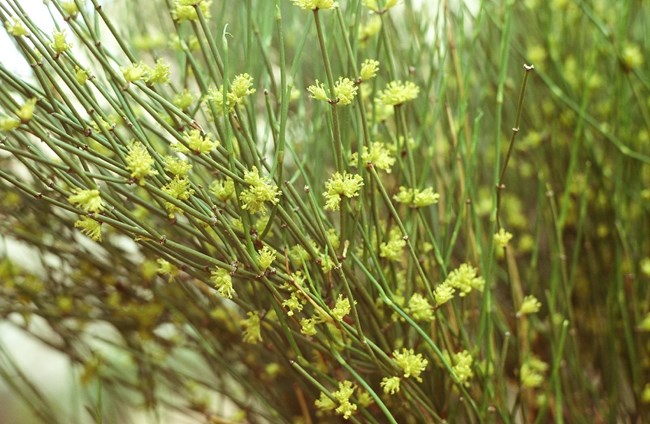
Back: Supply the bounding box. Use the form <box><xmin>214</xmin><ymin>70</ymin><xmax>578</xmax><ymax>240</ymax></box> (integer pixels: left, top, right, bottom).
<box><xmin>146</xmin><ymin>59</ymin><xmax>170</xmax><ymax>85</ymax></box>
<box><xmin>125</xmin><ymin>141</ymin><xmax>158</xmax><ymax>181</ymax></box>
<box><xmin>4</xmin><ymin>17</ymin><xmax>30</xmax><ymax>37</ymax></box>
<box><xmin>241</xmin><ymin>311</ymin><xmax>262</xmax><ymax>344</ymax></box>
<box><xmin>323</xmin><ymin>172</ymin><xmax>364</xmax><ymax>211</ymax></box>
<box><xmin>363</xmin><ymin>0</ymin><xmax>398</xmax><ymax>13</ymax></box>
<box><xmin>51</xmin><ymin>30</ymin><xmax>71</xmax><ymax>54</ymax></box>
<box><xmin>494</xmin><ymin>228</ymin><xmax>513</xmax><ymax>248</ymax></box>
<box><xmin>68</xmin><ymin>189</ymin><xmax>104</xmax><ymax>213</ymax></box>
<box><xmin>74</xmin><ymin>216</ymin><xmax>102</xmax><ymax>241</ymax></box>
<box><xmin>16</xmin><ymin>98</ymin><xmax>37</xmax><ymax>122</ymax></box>
<box><xmin>378</xmin><ymin>80</ymin><xmax>420</xmax><ymax>106</ymax></box>
<box><xmin>172</xmin><ymin>0</ymin><xmax>212</xmax><ymax>21</ymax></box>
<box><xmin>122</xmin><ymin>62</ymin><xmax>150</xmax><ymax>83</ymax></box>
<box><xmin>291</xmin><ymin>0</ymin><xmax>338</xmax><ymax>10</ymax></box>
<box><xmin>393</xmin><ymin>348</ymin><xmax>428</xmax><ymax>382</ymax></box>
<box><xmin>359</xmin><ymin>59</ymin><xmax>380</xmax><ymax>81</ymax></box>
<box><xmin>518</xmin><ymin>295</ymin><xmax>542</xmax><ymax>316</ymax></box>
<box><xmin>333</xmin><ymin>77</ymin><xmax>358</xmax><ymax>106</ymax></box>
<box><xmin>380</xmin><ymin>376</ymin><xmax>401</xmax><ymax>395</ymax></box>
<box><xmin>210</xmin><ymin>268</ymin><xmax>234</xmax><ymax>298</ymax></box>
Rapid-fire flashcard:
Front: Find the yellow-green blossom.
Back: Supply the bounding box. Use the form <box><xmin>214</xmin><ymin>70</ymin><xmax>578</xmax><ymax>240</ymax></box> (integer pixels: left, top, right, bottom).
<box><xmin>450</xmin><ymin>350</ymin><xmax>474</xmax><ymax>386</ymax></box>
<box><xmin>331</xmin><ymin>294</ymin><xmax>352</xmax><ymax>321</ymax></box>
<box><xmin>68</xmin><ymin>188</ymin><xmax>104</xmax><ymax>213</ymax></box>
<box><xmin>323</xmin><ymin>172</ymin><xmax>364</xmax><ymax>211</ymax></box>
<box><xmin>334</xmin><ymin>77</ymin><xmax>358</xmax><ymax>105</ymax></box>
<box><xmin>5</xmin><ymin>17</ymin><xmax>29</xmax><ymax>37</ymax></box>
<box><xmin>350</xmin><ymin>141</ymin><xmax>395</xmax><ymax>172</ymax></box>
<box><xmin>239</xmin><ymin>166</ymin><xmax>281</xmax><ymax>214</ymax></box>
<box><xmin>443</xmin><ymin>263</ymin><xmax>485</xmax><ymax>296</ymax></box>
<box><xmin>307</xmin><ymin>80</ymin><xmax>329</xmax><ymax>102</ymax></box>
<box><xmin>210</xmin><ymin>268</ymin><xmax>234</xmax><ymax>298</ymax></box>
<box><xmin>75</xmin><ymin>67</ymin><xmax>89</xmax><ymax>85</ymax></box>
<box><xmin>378</xmin><ymin>80</ymin><xmax>420</xmax><ymax>106</ymax></box>
<box><xmin>282</xmin><ymin>292</ymin><xmax>304</xmax><ymax>316</ymax></box>
<box><xmin>494</xmin><ymin>228</ymin><xmax>513</xmax><ymax>248</ymax></box>
<box><xmin>125</xmin><ymin>141</ymin><xmax>158</xmax><ymax>181</ymax></box>
<box><xmin>164</xmin><ymin>156</ymin><xmax>192</xmax><ymax>176</ymax></box>
<box><xmin>173</xmin><ymin>0</ymin><xmax>212</xmax><ymax>21</ymax></box>
<box><xmin>157</xmin><ymin>258</ymin><xmax>180</xmax><ymax>282</ymax></box>
<box><xmin>241</xmin><ymin>311</ymin><xmax>262</xmax><ymax>344</ymax></box>
<box><xmin>520</xmin><ymin>356</ymin><xmax>548</xmax><ymax>388</ymax></box>
<box><xmin>393</xmin><ymin>348</ymin><xmax>428</xmax><ymax>382</ymax></box>
<box><xmin>393</xmin><ymin>186</ymin><xmax>439</xmax><ymax>208</ymax></box>
<box><xmin>146</xmin><ymin>59</ymin><xmax>170</xmax><ymax>85</ymax></box>
<box><xmin>518</xmin><ymin>295</ymin><xmax>542</xmax><ymax>316</ymax></box>
<box><xmin>122</xmin><ymin>62</ymin><xmax>150</xmax><ymax>83</ymax></box>
<box><xmin>162</xmin><ymin>177</ymin><xmax>194</xmax><ymax>217</ymax></box>
<box><xmin>210</xmin><ymin>178</ymin><xmax>235</xmax><ymax>201</ymax></box>
<box><xmin>74</xmin><ymin>216</ymin><xmax>102</xmax><ymax>241</ymax></box>
<box><xmin>291</xmin><ymin>0</ymin><xmax>338</xmax><ymax>10</ymax></box>
<box><xmin>380</xmin><ymin>228</ymin><xmax>405</xmax><ymax>261</ymax></box>
<box><xmin>433</xmin><ymin>282</ymin><xmax>455</xmax><ymax>305</ymax></box>
<box><xmin>363</xmin><ymin>0</ymin><xmax>398</xmax><ymax>13</ymax></box>
<box><xmin>184</xmin><ymin>129</ymin><xmax>218</xmax><ymax>154</ymax></box>
<box><xmin>643</xmin><ymin>384</ymin><xmax>650</xmax><ymax>403</ymax></box>
<box><xmin>16</xmin><ymin>98</ymin><xmax>37</xmax><ymax>122</ymax></box>
<box><xmin>359</xmin><ymin>59</ymin><xmax>380</xmax><ymax>81</ymax></box>
<box><xmin>257</xmin><ymin>245</ymin><xmax>277</xmax><ymax>271</ymax></box>
<box><xmin>61</xmin><ymin>1</ymin><xmax>79</xmax><ymax>18</ymax></box>
<box><xmin>230</xmin><ymin>73</ymin><xmax>256</xmax><ymax>102</ymax></box>
<box><xmin>380</xmin><ymin>376</ymin><xmax>401</xmax><ymax>395</ymax></box>
<box><xmin>407</xmin><ymin>293</ymin><xmax>434</xmax><ymax>322</ymax></box>
<box><xmin>300</xmin><ymin>317</ymin><xmax>318</xmax><ymax>336</ymax></box>
<box><xmin>51</xmin><ymin>30</ymin><xmax>71</xmax><ymax>54</ymax></box>
<box><xmin>173</xmin><ymin>89</ymin><xmax>196</xmax><ymax>110</ymax></box>
<box><xmin>621</xmin><ymin>43</ymin><xmax>643</xmax><ymax>71</ymax></box>
<box><xmin>315</xmin><ymin>381</ymin><xmax>357</xmax><ymax>420</ymax></box>
<box><xmin>0</xmin><ymin>117</ymin><xmax>20</xmax><ymax>131</ymax></box>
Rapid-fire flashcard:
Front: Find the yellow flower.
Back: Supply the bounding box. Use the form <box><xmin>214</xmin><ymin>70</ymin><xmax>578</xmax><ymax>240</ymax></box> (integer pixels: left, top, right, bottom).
<box><xmin>333</xmin><ymin>77</ymin><xmax>358</xmax><ymax>106</ymax></box>
<box><xmin>392</xmin><ymin>348</ymin><xmax>428</xmax><ymax>382</ymax></box>
<box><xmin>291</xmin><ymin>0</ymin><xmax>338</xmax><ymax>10</ymax></box>
<box><xmin>210</xmin><ymin>268</ymin><xmax>234</xmax><ymax>298</ymax></box>
<box><xmin>74</xmin><ymin>216</ymin><xmax>102</xmax><ymax>241</ymax></box>
<box><xmin>241</xmin><ymin>311</ymin><xmax>262</xmax><ymax>344</ymax></box>
<box><xmin>378</xmin><ymin>80</ymin><xmax>420</xmax><ymax>106</ymax></box>
<box><xmin>51</xmin><ymin>30</ymin><xmax>71</xmax><ymax>54</ymax></box>
<box><xmin>68</xmin><ymin>189</ymin><xmax>104</xmax><ymax>213</ymax></box>
<box><xmin>359</xmin><ymin>59</ymin><xmax>380</xmax><ymax>81</ymax></box>
<box><xmin>4</xmin><ymin>17</ymin><xmax>30</xmax><ymax>37</ymax></box>
<box><xmin>494</xmin><ymin>228</ymin><xmax>513</xmax><ymax>248</ymax></box>
<box><xmin>380</xmin><ymin>376</ymin><xmax>401</xmax><ymax>394</ymax></box>
<box><xmin>125</xmin><ymin>141</ymin><xmax>158</xmax><ymax>181</ymax></box>
<box><xmin>323</xmin><ymin>172</ymin><xmax>364</xmax><ymax>211</ymax></box>
<box><xmin>363</xmin><ymin>0</ymin><xmax>398</xmax><ymax>13</ymax></box>
<box><xmin>518</xmin><ymin>295</ymin><xmax>542</xmax><ymax>316</ymax></box>
<box><xmin>16</xmin><ymin>98</ymin><xmax>37</xmax><ymax>122</ymax></box>
<box><xmin>239</xmin><ymin>166</ymin><xmax>281</xmax><ymax>214</ymax></box>
<box><xmin>172</xmin><ymin>0</ymin><xmax>212</xmax><ymax>21</ymax></box>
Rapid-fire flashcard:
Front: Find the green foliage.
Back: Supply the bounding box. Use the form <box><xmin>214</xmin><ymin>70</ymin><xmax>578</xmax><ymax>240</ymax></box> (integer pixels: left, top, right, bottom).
<box><xmin>0</xmin><ymin>0</ymin><xmax>649</xmax><ymax>422</ymax></box>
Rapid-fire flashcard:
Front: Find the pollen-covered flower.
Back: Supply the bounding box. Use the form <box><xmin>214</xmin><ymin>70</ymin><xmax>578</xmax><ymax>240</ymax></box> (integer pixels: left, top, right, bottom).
<box><xmin>494</xmin><ymin>228</ymin><xmax>513</xmax><ymax>248</ymax></box>
<box><xmin>282</xmin><ymin>292</ymin><xmax>304</xmax><ymax>316</ymax></box>
<box><xmin>239</xmin><ymin>166</ymin><xmax>281</xmax><ymax>214</ymax></box>
<box><xmin>0</xmin><ymin>117</ymin><xmax>20</xmax><ymax>131</ymax></box>
<box><xmin>392</xmin><ymin>348</ymin><xmax>428</xmax><ymax>382</ymax></box>
<box><xmin>291</xmin><ymin>0</ymin><xmax>338</xmax><ymax>10</ymax></box>
<box><xmin>210</xmin><ymin>178</ymin><xmax>235</xmax><ymax>201</ymax></box>
<box><xmin>518</xmin><ymin>295</ymin><xmax>542</xmax><ymax>316</ymax></box>
<box><xmin>450</xmin><ymin>350</ymin><xmax>474</xmax><ymax>386</ymax></box>
<box><xmin>350</xmin><ymin>141</ymin><xmax>395</xmax><ymax>172</ymax></box>
<box><xmin>378</xmin><ymin>80</ymin><xmax>420</xmax><ymax>106</ymax></box>
<box><xmin>407</xmin><ymin>293</ymin><xmax>434</xmax><ymax>322</ymax></box>
<box><xmin>172</xmin><ymin>0</ymin><xmax>212</xmax><ymax>21</ymax></box>
<box><xmin>184</xmin><ymin>129</ymin><xmax>218</xmax><ymax>154</ymax></box>
<box><xmin>146</xmin><ymin>59</ymin><xmax>170</xmax><ymax>85</ymax></box>
<box><xmin>393</xmin><ymin>186</ymin><xmax>439</xmax><ymax>208</ymax></box>
<box><xmin>331</xmin><ymin>294</ymin><xmax>352</xmax><ymax>321</ymax></box>
<box><xmin>241</xmin><ymin>311</ymin><xmax>262</xmax><ymax>344</ymax></box>
<box><xmin>4</xmin><ymin>17</ymin><xmax>30</xmax><ymax>37</ymax></box>
<box><xmin>61</xmin><ymin>1</ymin><xmax>79</xmax><ymax>18</ymax></box>
<box><xmin>16</xmin><ymin>98</ymin><xmax>37</xmax><ymax>122</ymax></box>
<box><xmin>74</xmin><ymin>216</ymin><xmax>102</xmax><ymax>241</ymax></box>
<box><xmin>51</xmin><ymin>30</ymin><xmax>71</xmax><ymax>54</ymax></box>
<box><xmin>380</xmin><ymin>376</ymin><xmax>401</xmax><ymax>395</ymax></box>
<box><xmin>122</xmin><ymin>62</ymin><xmax>150</xmax><ymax>83</ymax></box>
<box><xmin>300</xmin><ymin>317</ymin><xmax>318</xmax><ymax>336</ymax></box>
<box><xmin>363</xmin><ymin>0</ymin><xmax>398</xmax><ymax>13</ymax></box>
<box><xmin>173</xmin><ymin>89</ymin><xmax>196</xmax><ymax>110</ymax></box>
<box><xmin>210</xmin><ymin>267</ymin><xmax>235</xmax><ymax>298</ymax></box>
<box><xmin>520</xmin><ymin>355</ymin><xmax>548</xmax><ymax>388</ymax></box>
<box><xmin>162</xmin><ymin>176</ymin><xmax>194</xmax><ymax>217</ymax></box>
<box><xmin>164</xmin><ymin>156</ymin><xmax>192</xmax><ymax>176</ymax></box>
<box><xmin>359</xmin><ymin>59</ymin><xmax>380</xmax><ymax>81</ymax></box>
<box><xmin>157</xmin><ymin>258</ymin><xmax>180</xmax><ymax>282</ymax></box>
<box><xmin>68</xmin><ymin>188</ymin><xmax>105</xmax><ymax>213</ymax></box>
<box><xmin>380</xmin><ymin>228</ymin><xmax>406</xmax><ymax>261</ymax></box>
<box><xmin>125</xmin><ymin>141</ymin><xmax>158</xmax><ymax>181</ymax></box>
<box><xmin>323</xmin><ymin>172</ymin><xmax>364</xmax><ymax>211</ymax></box>
<box><xmin>307</xmin><ymin>80</ymin><xmax>329</xmax><ymax>102</ymax></box>
<box><xmin>315</xmin><ymin>381</ymin><xmax>357</xmax><ymax>420</ymax></box>
<box><xmin>443</xmin><ymin>263</ymin><xmax>485</xmax><ymax>296</ymax></box>
<box><xmin>230</xmin><ymin>73</ymin><xmax>256</xmax><ymax>102</ymax></box>
<box><xmin>256</xmin><ymin>245</ymin><xmax>277</xmax><ymax>271</ymax></box>
<box><xmin>334</xmin><ymin>77</ymin><xmax>358</xmax><ymax>105</ymax></box>
<box><xmin>75</xmin><ymin>67</ymin><xmax>89</xmax><ymax>85</ymax></box>
<box><xmin>433</xmin><ymin>282</ymin><xmax>455</xmax><ymax>305</ymax></box>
